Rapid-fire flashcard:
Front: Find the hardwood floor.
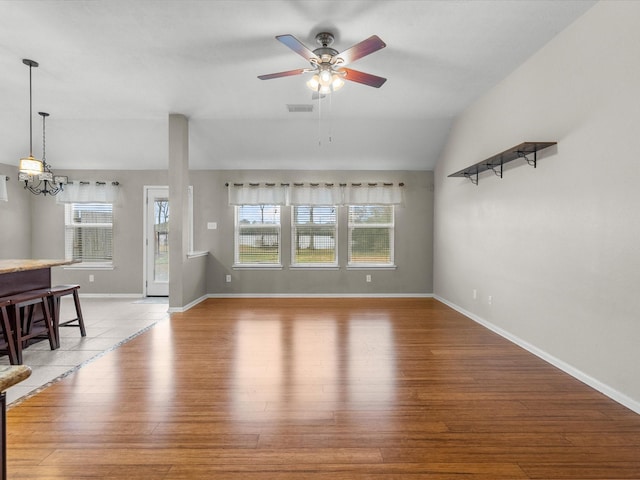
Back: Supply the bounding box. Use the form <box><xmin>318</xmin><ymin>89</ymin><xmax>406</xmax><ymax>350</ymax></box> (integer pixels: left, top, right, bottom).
<box><xmin>6</xmin><ymin>298</ymin><xmax>640</xmax><ymax>479</ymax></box>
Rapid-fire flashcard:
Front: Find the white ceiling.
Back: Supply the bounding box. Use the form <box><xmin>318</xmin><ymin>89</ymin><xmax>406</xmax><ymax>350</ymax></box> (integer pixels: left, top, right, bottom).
<box><xmin>0</xmin><ymin>0</ymin><xmax>595</xmax><ymax>172</ymax></box>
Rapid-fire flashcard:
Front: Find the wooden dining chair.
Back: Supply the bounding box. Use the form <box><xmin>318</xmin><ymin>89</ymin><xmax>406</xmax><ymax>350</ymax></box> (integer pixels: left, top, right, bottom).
<box><xmin>49</xmin><ymin>285</ymin><xmax>86</xmax><ymax>339</ymax></box>
<box><xmin>6</xmin><ymin>288</ymin><xmax>58</xmax><ymax>364</ymax></box>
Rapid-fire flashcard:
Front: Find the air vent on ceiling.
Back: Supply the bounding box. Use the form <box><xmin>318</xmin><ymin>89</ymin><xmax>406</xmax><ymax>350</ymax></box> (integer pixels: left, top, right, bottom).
<box><xmin>287</xmin><ymin>104</ymin><xmax>314</xmax><ymax>113</ymax></box>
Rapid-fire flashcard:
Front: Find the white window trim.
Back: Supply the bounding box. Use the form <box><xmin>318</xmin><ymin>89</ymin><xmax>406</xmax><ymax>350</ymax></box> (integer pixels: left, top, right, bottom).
<box><xmin>234</xmin><ymin>205</ymin><xmax>282</xmax><ymax>268</ymax></box>
<box><xmin>64</xmin><ymin>203</ymin><xmax>114</xmax><ymax>268</ymax></box>
<box><xmin>346</xmin><ymin>264</ymin><xmax>397</xmax><ymax>270</ymax></box>
<box><xmin>232</xmin><ymin>264</ymin><xmax>283</xmax><ymax>270</ymax></box>
<box><xmin>289</xmin><ymin>265</ymin><xmax>340</xmax><ymax>271</ymax></box>
<box><xmin>291</xmin><ymin>205</ymin><xmax>338</xmax><ymax>268</ymax></box>
<box><xmin>187</xmin><ymin>185</ymin><xmax>194</xmax><ymax>254</ymax></box>
<box><xmin>63</xmin><ymin>264</ymin><xmax>115</xmax><ymax>271</ymax></box>
<box><xmin>347</xmin><ymin>206</ymin><xmax>395</xmax><ymax>268</ymax></box>
<box><xmin>185</xmin><ymin>186</ymin><xmax>207</xmax><ymax>258</ymax></box>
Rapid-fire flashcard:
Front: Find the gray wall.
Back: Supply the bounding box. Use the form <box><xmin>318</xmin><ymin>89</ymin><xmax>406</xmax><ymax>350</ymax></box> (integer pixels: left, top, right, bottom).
<box><xmin>0</xmin><ymin>163</ymin><xmax>33</xmax><ymax>258</ymax></box>
<box><xmin>192</xmin><ymin>169</ymin><xmax>433</xmax><ymax>296</ymax></box>
<box><xmin>2</xmin><ymin>165</ymin><xmax>433</xmax><ymax>298</ymax></box>
<box><xmin>434</xmin><ymin>1</ymin><xmax>640</xmax><ymax>410</ymax></box>
<box><xmin>27</xmin><ymin>169</ymin><xmax>169</xmax><ymax>293</ymax></box>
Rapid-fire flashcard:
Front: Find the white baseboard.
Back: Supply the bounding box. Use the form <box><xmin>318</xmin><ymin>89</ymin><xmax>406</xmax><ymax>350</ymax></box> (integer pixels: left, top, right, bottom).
<box><xmin>170</xmin><ymin>293</ymin><xmax>432</xmax><ymax>312</ymax></box>
<box><xmin>78</xmin><ymin>292</ymin><xmax>432</xmax><ymax>306</ymax></box>
<box><xmin>435</xmin><ymin>295</ymin><xmax>640</xmax><ymax>416</ymax></box>
<box><xmin>206</xmin><ymin>293</ymin><xmax>434</xmax><ymax>299</ymax></box>
<box><xmin>167</xmin><ymin>294</ymin><xmax>208</xmax><ymax>313</ymax></box>
<box><xmin>78</xmin><ymin>293</ymin><xmax>143</xmax><ymax>299</ymax></box>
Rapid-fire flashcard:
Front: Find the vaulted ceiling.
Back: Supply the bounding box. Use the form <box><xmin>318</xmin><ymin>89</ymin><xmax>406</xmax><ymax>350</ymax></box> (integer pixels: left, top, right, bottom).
<box><xmin>0</xmin><ymin>1</ymin><xmax>595</xmax><ymax>171</ymax></box>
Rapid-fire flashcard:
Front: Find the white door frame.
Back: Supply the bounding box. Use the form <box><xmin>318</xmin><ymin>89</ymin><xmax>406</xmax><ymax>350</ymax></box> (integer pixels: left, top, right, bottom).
<box><xmin>143</xmin><ymin>186</ymin><xmax>170</xmax><ymax>297</ymax></box>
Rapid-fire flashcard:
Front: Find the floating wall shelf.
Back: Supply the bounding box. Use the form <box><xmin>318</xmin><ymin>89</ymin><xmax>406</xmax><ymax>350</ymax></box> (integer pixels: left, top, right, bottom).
<box><xmin>448</xmin><ymin>142</ymin><xmax>557</xmax><ymax>185</ymax></box>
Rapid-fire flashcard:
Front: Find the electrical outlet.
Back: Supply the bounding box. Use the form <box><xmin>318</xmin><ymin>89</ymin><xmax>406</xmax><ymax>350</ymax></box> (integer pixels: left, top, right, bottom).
<box><xmin>488</xmin><ymin>295</ymin><xmax>492</xmax><ymax>305</ymax></box>
<box><xmin>472</xmin><ymin>289</ymin><xmax>477</xmax><ymax>300</ymax></box>
<box><xmin>89</xmin><ymin>274</ymin><xmax>94</xmax><ymax>283</ymax></box>
<box><xmin>207</xmin><ymin>222</ymin><xmax>217</xmax><ymax>230</ymax></box>
<box><xmin>366</xmin><ymin>274</ymin><xmax>372</xmax><ymax>283</ymax></box>
<box><xmin>225</xmin><ymin>274</ymin><xmax>231</xmax><ymax>283</ymax></box>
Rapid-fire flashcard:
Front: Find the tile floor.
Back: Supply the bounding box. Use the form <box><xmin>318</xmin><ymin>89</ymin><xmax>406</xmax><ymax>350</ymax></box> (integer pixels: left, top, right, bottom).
<box><xmin>1</xmin><ymin>297</ymin><xmax>169</xmax><ymax>405</ymax></box>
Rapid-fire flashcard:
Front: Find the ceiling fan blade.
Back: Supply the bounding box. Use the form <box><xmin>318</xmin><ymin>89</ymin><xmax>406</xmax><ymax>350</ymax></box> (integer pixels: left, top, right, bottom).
<box><xmin>258</xmin><ymin>68</ymin><xmax>307</xmax><ymax>80</ymax></box>
<box><xmin>341</xmin><ymin>67</ymin><xmax>387</xmax><ymax>88</ymax></box>
<box><xmin>337</xmin><ymin>35</ymin><xmax>386</xmax><ymax>65</ymax></box>
<box><xmin>276</xmin><ymin>34</ymin><xmax>319</xmax><ymax>62</ymax></box>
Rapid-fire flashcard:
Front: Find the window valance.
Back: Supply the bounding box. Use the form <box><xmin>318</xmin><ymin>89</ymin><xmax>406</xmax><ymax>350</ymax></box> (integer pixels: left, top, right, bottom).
<box><xmin>226</xmin><ymin>182</ymin><xmax>404</xmax><ymax>206</ymax></box>
<box><xmin>56</xmin><ymin>181</ymin><xmax>120</xmax><ymax>204</ymax></box>
<box><xmin>289</xmin><ymin>183</ymin><xmax>342</xmax><ymax>206</ymax></box>
<box><xmin>342</xmin><ymin>183</ymin><xmax>403</xmax><ymax>205</ymax></box>
<box><xmin>227</xmin><ymin>183</ymin><xmax>288</xmax><ymax>206</ymax></box>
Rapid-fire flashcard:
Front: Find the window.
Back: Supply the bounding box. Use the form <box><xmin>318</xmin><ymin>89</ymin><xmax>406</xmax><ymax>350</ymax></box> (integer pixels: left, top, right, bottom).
<box><xmin>187</xmin><ymin>185</ymin><xmax>195</xmax><ymax>254</ymax></box>
<box><xmin>348</xmin><ymin>205</ymin><xmax>394</xmax><ymax>266</ymax></box>
<box><xmin>65</xmin><ymin>203</ymin><xmax>113</xmax><ymax>266</ymax></box>
<box><xmin>292</xmin><ymin>206</ymin><xmax>337</xmax><ymax>266</ymax></box>
<box><xmin>235</xmin><ymin>205</ymin><xmax>281</xmax><ymax>265</ymax></box>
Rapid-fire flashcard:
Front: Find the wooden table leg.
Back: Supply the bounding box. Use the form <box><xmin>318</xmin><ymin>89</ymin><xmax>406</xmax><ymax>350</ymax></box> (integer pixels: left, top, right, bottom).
<box><xmin>0</xmin><ymin>366</ymin><xmax>32</xmax><ymax>480</ymax></box>
<box><xmin>1</xmin><ymin>391</ymin><xmax>6</xmax><ymax>480</ymax></box>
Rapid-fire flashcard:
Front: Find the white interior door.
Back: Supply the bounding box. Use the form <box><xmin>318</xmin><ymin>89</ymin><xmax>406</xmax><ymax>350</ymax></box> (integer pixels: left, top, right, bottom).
<box><xmin>145</xmin><ymin>187</ymin><xmax>169</xmax><ymax>296</ymax></box>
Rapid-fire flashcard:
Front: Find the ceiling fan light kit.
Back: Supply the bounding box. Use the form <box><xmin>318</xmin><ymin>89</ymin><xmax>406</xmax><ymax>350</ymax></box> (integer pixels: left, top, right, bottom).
<box><xmin>258</xmin><ymin>32</ymin><xmax>387</xmax><ymax>93</ymax></box>
<box><xmin>306</xmin><ymin>69</ymin><xmax>345</xmax><ymax>95</ymax></box>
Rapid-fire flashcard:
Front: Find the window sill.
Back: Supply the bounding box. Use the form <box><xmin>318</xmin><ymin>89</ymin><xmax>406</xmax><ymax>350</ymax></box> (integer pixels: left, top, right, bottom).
<box><xmin>290</xmin><ymin>265</ymin><xmax>340</xmax><ymax>270</ymax></box>
<box><xmin>347</xmin><ymin>264</ymin><xmax>397</xmax><ymax>270</ymax></box>
<box><xmin>64</xmin><ymin>264</ymin><xmax>114</xmax><ymax>271</ymax></box>
<box><xmin>233</xmin><ymin>264</ymin><xmax>283</xmax><ymax>270</ymax></box>
<box><xmin>187</xmin><ymin>251</ymin><xmax>209</xmax><ymax>259</ymax></box>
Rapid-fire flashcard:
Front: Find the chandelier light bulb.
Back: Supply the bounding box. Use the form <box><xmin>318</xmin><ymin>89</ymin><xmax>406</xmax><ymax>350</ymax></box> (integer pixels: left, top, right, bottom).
<box><xmin>19</xmin><ymin>156</ymin><xmax>44</xmax><ymax>176</ymax></box>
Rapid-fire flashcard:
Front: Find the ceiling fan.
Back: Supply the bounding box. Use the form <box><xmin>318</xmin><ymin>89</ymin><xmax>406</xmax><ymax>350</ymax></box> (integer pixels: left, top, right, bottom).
<box><xmin>258</xmin><ymin>32</ymin><xmax>387</xmax><ymax>94</ymax></box>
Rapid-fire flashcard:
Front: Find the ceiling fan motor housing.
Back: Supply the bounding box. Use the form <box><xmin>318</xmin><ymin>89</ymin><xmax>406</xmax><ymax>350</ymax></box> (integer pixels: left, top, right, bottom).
<box><xmin>315</xmin><ymin>32</ymin><xmax>334</xmax><ymax>47</ymax></box>
<box><xmin>313</xmin><ymin>32</ymin><xmax>339</xmax><ymax>64</ymax></box>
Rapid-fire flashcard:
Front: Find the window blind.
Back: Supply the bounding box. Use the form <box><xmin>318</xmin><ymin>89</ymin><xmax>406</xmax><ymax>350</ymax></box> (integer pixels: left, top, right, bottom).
<box><xmin>65</xmin><ymin>203</ymin><xmax>113</xmax><ymax>264</ymax></box>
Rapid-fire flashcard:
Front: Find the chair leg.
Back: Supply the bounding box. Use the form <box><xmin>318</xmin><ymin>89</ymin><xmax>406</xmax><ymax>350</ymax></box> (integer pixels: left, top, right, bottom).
<box><xmin>50</xmin><ymin>295</ymin><xmax>60</xmax><ymax>346</ymax></box>
<box><xmin>53</xmin><ymin>289</ymin><xmax>86</xmax><ymax>338</ymax></box>
<box><xmin>72</xmin><ymin>290</ymin><xmax>87</xmax><ymax>337</ymax></box>
<box><xmin>24</xmin><ymin>304</ymin><xmax>35</xmax><ymax>340</ymax></box>
<box><xmin>41</xmin><ymin>298</ymin><xmax>58</xmax><ymax>350</ymax></box>
<box><xmin>11</xmin><ymin>305</ymin><xmax>23</xmax><ymax>365</ymax></box>
<box><xmin>0</xmin><ymin>307</ymin><xmax>17</xmax><ymax>365</ymax></box>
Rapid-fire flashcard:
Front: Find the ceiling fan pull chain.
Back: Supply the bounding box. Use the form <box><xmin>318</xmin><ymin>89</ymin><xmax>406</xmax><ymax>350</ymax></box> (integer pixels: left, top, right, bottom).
<box><xmin>318</xmin><ymin>84</ymin><xmax>322</xmax><ymax>147</ymax></box>
<box><xmin>329</xmin><ymin>91</ymin><xmax>333</xmax><ymax>143</ymax></box>
<box><xmin>318</xmin><ymin>85</ymin><xmax>322</xmax><ymax>148</ymax></box>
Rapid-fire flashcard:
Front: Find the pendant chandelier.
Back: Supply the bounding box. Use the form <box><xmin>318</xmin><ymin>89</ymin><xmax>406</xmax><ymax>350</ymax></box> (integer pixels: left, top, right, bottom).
<box><xmin>18</xmin><ymin>59</ymin><xmax>67</xmax><ymax>196</ymax></box>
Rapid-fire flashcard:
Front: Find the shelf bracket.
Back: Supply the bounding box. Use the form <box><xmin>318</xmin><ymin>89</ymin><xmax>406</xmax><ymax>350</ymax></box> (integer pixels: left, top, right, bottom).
<box><xmin>517</xmin><ymin>150</ymin><xmax>538</xmax><ymax>168</ymax></box>
<box><xmin>488</xmin><ymin>160</ymin><xmax>503</xmax><ymax>178</ymax></box>
<box><xmin>464</xmin><ymin>167</ymin><xmax>479</xmax><ymax>185</ymax></box>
